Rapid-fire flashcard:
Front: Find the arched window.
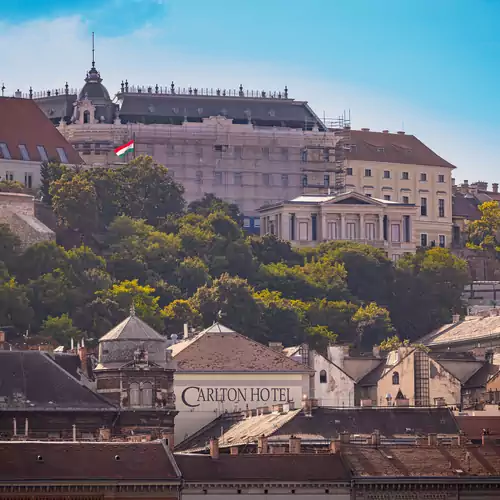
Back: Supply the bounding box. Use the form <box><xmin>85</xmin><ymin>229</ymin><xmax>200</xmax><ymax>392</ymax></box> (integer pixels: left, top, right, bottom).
<box><xmin>392</xmin><ymin>372</ymin><xmax>400</xmax><ymax>385</ymax></box>
<box><xmin>141</xmin><ymin>382</ymin><xmax>153</xmax><ymax>407</ymax></box>
<box><xmin>129</xmin><ymin>383</ymin><xmax>140</xmax><ymax>406</ymax></box>
<box><xmin>83</xmin><ymin>110</ymin><xmax>90</xmax><ymax>124</ymax></box>
<box><xmin>319</xmin><ymin>370</ymin><xmax>327</xmax><ymax>384</ymax></box>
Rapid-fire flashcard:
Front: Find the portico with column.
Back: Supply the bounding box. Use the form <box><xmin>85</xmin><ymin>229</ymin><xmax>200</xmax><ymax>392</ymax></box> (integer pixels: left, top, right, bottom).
<box><xmin>257</xmin><ymin>191</ymin><xmax>418</xmax><ymax>260</ymax></box>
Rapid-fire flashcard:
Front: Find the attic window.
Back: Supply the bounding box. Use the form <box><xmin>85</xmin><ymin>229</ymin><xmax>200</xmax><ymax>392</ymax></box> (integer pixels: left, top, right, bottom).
<box><xmin>56</xmin><ymin>147</ymin><xmax>68</xmax><ymax>163</ymax></box>
<box><xmin>214</xmin><ymin>145</ymin><xmax>228</xmax><ymax>153</ymax></box>
<box><xmin>18</xmin><ymin>144</ymin><xmax>30</xmax><ymax>161</ymax></box>
<box><xmin>392</xmin><ymin>372</ymin><xmax>400</xmax><ymax>385</ymax></box>
<box><xmin>0</xmin><ymin>143</ymin><xmax>11</xmax><ymax>159</ymax></box>
<box><xmin>377</xmin><ymin>147</ymin><xmax>385</xmax><ymax>152</ymax></box>
<box><xmin>319</xmin><ymin>370</ymin><xmax>327</xmax><ymax>384</ymax></box>
<box><xmin>37</xmin><ymin>145</ymin><xmax>49</xmax><ymax>162</ymax></box>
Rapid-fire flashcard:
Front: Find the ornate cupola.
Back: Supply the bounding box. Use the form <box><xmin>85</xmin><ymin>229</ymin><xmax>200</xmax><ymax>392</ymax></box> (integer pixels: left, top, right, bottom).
<box><xmin>94</xmin><ymin>304</ymin><xmax>177</xmax><ymax>446</ymax></box>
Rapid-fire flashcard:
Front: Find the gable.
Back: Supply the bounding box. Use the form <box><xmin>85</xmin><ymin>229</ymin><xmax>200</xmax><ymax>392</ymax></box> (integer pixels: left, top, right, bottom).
<box><xmin>334</xmin><ymin>197</ymin><xmax>372</xmax><ymax>205</ymax></box>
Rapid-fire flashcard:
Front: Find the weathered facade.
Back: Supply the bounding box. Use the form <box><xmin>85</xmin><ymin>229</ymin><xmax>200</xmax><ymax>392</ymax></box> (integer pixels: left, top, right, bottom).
<box><xmin>258</xmin><ymin>190</ymin><xmax>417</xmax><ymax>260</ymax></box>
<box><xmin>0</xmin><ymin>192</ymin><xmax>55</xmax><ymax>249</ymax></box>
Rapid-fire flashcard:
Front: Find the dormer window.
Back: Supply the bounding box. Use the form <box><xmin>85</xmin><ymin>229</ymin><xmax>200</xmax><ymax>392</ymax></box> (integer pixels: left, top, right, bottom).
<box><xmin>377</xmin><ymin>147</ymin><xmax>385</xmax><ymax>153</ymax></box>
<box><xmin>37</xmin><ymin>145</ymin><xmax>48</xmax><ymax>161</ymax></box>
<box><xmin>18</xmin><ymin>144</ymin><xmax>30</xmax><ymax>161</ymax></box>
<box><xmin>56</xmin><ymin>147</ymin><xmax>68</xmax><ymax>163</ymax></box>
<box><xmin>0</xmin><ymin>143</ymin><xmax>11</xmax><ymax>159</ymax></box>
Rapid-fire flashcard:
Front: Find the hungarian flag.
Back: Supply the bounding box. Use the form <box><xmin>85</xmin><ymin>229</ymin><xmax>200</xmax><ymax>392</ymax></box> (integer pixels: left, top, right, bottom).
<box><xmin>114</xmin><ymin>140</ymin><xmax>134</xmax><ymax>157</ymax></box>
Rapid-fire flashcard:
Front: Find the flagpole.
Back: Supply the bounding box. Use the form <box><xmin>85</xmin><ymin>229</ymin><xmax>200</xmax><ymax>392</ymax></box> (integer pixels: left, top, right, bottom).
<box><xmin>133</xmin><ymin>132</ymin><xmax>136</xmax><ymax>159</ymax></box>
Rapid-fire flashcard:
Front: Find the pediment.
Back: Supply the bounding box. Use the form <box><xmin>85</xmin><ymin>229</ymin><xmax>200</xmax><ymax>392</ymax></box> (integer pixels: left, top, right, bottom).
<box><xmin>325</xmin><ymin>192</ymin><xmax>384</xmax><ymax>206</ymax></box>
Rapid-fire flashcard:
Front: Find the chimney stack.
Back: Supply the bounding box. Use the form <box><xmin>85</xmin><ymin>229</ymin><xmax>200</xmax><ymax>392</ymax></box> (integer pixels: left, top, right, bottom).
<box><xmin>428</xmin><ymin>433</ymin><xmax>438</xmax><ymax>446</ymax></box>
<box><xmin>361</xmin><ymin>127</ymin><xmax>370</xmax><ymax>132</ymax></box>
<box><xmin>14</xmin><ymin>89</ymin><xmax>22</xmax><ymax>98</ymax></box>
<box><xmin>209</xmin><ymin>438</ymin><xmax>220</xmax><ymax>459</ymax></box>
<box><xmin>230</xmin><ymin>446</ymin><xmax>239</xmax><ymax>455</ymax></box>
<box><xmin>452</xmin><ymin>314</ymin><xmax>460</xmax><ymax>324</ymax></box>
<box><xmin>382</xmin><ymin>130</ymin><xmax>389</xmax><ymax>133</ymax></box>
<box><xmin>340</xmin><ymin>432</ymin><xmax>351</xmax><ymax>444</ymax></box>
<box><xmin>493</xmin><ymin>183</ymin><xmax>499</xmax><ymax>194</ymax></box>
<box><xmin>397</xmin><ymin>131</ymin><xmax>405</xmax><ymax>135</ymax></box>
<box><xmin>329</xmin><ymin>439</ymin><xmax>341</xmax><ymax>453</ymax></box>
<box><xmin>183</xmin><ymin>323</ymin><xmax>189</xmax><ymax>340</ymax></box>
<box><xmin>258</xmin><ymin>435</ymin><xmax>269</xmax><ymax>454</ymax></box>
<box><xmin>289</xmin><ymin>435</ymin><xmax>301</xmax><ymax>454</ymax></box>
<box><xmin>72</xmin><ymin>424</ymin><xmax>77</xmax><ymax>442</ymax></box>
<box><xmin>268</xmin><ymin>341</ymin><xmax>284</xmax><ymax>351</ymax></box>
<box><xmin>371</xmin><ymin>430</ymin><xmax>381</xmax><ymax>446</ymax></box>
<box><xmin>99</xmin><ymin>427</ymin><xmax>111</xmax><ymax>441</ymax></box>
<box><xmin>78</xmin><ymin>343</ymin><xmax>89</xmax><ymax>378</ymax></box>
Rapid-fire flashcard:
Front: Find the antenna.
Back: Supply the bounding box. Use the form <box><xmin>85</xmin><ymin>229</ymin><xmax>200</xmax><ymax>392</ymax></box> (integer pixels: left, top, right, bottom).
<box><xmin>92</xmin><ymin>32</ymin><xmax>95</xmax><ymax>68</ymax></box>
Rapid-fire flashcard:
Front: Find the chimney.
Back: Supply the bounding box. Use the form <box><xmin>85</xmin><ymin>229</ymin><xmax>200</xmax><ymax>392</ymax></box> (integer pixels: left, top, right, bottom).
<box><xmin>289</xmin><ymin>435</ymin><xmax>301</xmax><ymax>454</ymax></box>
<box><xmin>209</xmin><ymin>438</ymin><xmax>220</xmax><ymax>459</ymax></box>
<box><xmin>258</xmin><ymin>435</ymin><xmax>269</xmax><ymax>454</ymax></box>
<box><xmin>493</xmin><ymin>183</ymin><xmax>499</xmax><ymax>194</ymax></box>
<box><xmin>183</xmin><ymin>323</ymin><xmax>189</xmax><ymax>340</ymax></box>
<box><xmin>428</xmin><ymin>433</ymin><xmax>438</xmax><ymax>446</ymax></box>
<box><xmin>372</xmin><ymin>345</ymin><xmax>381</xmax><ymax>358</ymax></box>
<box><xmin>452</xmin><ymin>314</ymin><xmax>460</xmax><ymax>324</ymax></box>
<box><xmin>268</xmin><ymin>341</ymin><xmax>283</xmax><ymax>351</ymax></box>
<box><xmin>397</xmin><ymin>131</ymin><xmax>405</xmax><ymax>135</ymax></box>
<box><xmin>14</xmin><ymin>89</ymin><xmax>22</xmax><ymax>98</ymax></box>
<box><xmin>12</xmin><ymin>417</ymin><xmax>17</xmax><ymax>436</ymax></box>
<box><xmin>99</xmin><ymin>427</ymin><xmax>111</xmax><ymax>441</ymax></box>
<box><xmin>24</xmin><ymin>418</ymin><xmax>29</xmax><ymax>437</ymax></box>
<box><xmin>382</xmin><ymin>130</ymin><xmax>389</xmax><ymax>134</ymax></box>
<box><xmin>477</xmin><ymin>181</ymin><xmax>488</xmax><ymax>191</ymax></box>
<box><xmin>230</xmin><ymin>446</ymin><xmax>239</xmax><ymax>455</ymax></box>
<box><xmin>72</xmin><ymin>424</ymin><xmax>77</xmax><ymax>442</ymax></box>
<box><xmin>471</xmin><ymin>346</ymin><xmax>486</xmax><ymax>361</ymax></box>
<box><xmin>371</xmin><ymin>431</ymin><xmax>381</xmax><ymax>446</ymax></box>
<box><xmin>452</xmin><ymin>177</ymin><xmax>456</xmax><ymax>186</ymax></box>
<box><xmin>330</xmin><ymin>439</ymin><xmax>341</xmax><ymax>453</ymax></box>
<box><xmin>78</xmin><ymin>344</ymin><xmax>89</xmax><ymax>378</ymax></box>
<box><xmin>457</xmin><ymin>432</ymin><xmax>464</xmax><ymax>446</ymax></box>
<box><xmin>340</xmin><ymin>432</ymin><xmax>350</xmax><ymax>444</ymax></box>
<box><xmin>361</xmin><ymin>127</ymin><xmax>370</xmax><ymax>131</ymax></box>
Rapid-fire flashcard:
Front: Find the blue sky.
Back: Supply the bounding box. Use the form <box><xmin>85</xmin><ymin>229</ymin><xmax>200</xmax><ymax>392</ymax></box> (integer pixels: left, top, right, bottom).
<box><xmin>1</xmin><ymin>0</ymin><xmax>498</xmax><ymax>182</ymax></box>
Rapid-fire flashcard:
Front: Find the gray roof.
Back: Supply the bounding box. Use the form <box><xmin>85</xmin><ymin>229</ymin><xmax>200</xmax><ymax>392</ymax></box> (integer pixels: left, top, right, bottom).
<box><xmin>35</xmin><ymin>93</ymin><xmax>77</xmax><ymax>123</ymax></box>
<box><xmin>99</xmin><ymin>314</ymin><xmax>165</xmax><ymax>342</ymax></box>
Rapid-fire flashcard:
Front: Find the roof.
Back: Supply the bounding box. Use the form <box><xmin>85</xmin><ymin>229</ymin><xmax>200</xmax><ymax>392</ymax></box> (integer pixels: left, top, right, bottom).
<box><xmin>175</xmin><ymin>453</ymin><xmax>350</xmax><ymax>482</ymax></box>
<box><xmin>99</xmin><ymin>313</ymin><xmax>165</xmax><ymax>342</ymax></box>
<box><xmin>176</xmin><ymin>407</ymin><xmax>459</xmax><ymax>452</ymax></box>
<box><xmin>116</xmin><ymin>90</ymin><xmax>324</xmax><ymax>130</ymax></box>
<box><xmin>420</xmin><ymin>315</ymin><xmax>500</xmax><ymax>347</ymax></box>
<box><xmin>0</xmin><ymin>97</ymin><xmax>81</xmax><ymax>164</ymax></box>
<box><xmin>0</xmin><ymin>441</ymin><xmax>180</xmax><ymax>482</ymax></box>
<box><xmin>345</xmin><ymin>129</ymin><xmax>456</xmax><ymax>169</ymax></box>
<box><xmin>343</xmin><ymin>443</ymin><xmax>500</xmax><ymax>477</ymax></box>
<box><xmin>0</xmin><ymin>350</ymin><xmax>114</xmax><ymax>411</ymax></box>
<box><xmin>463</xmin><ymin>362</ymin><xmax>500</xmax><ymax>388</ymax></box>
<box><xmin>453</xmin><ymin>192</ymin><xmax>482</xmax><ymax>220</ymax></box>
<box><xmin>457</xmin><ymin>415</ymin><xmax>500</xmax><ymax>439</ymax></box>
<box><xmin>171</xmin><ymin>323</ymin><xmax>311</xmax><ymax>373</ymax></box>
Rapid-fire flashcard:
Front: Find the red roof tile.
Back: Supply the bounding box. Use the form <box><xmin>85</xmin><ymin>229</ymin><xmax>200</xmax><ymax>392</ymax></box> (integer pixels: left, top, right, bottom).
<box><xmin>0</xmin><ymin>441</ymin><xmax>180</xmax><ymax>481</ymax></box>
<box><xmin>457</xmin><ymin>415</ymin><xmax>500</xmax><ymax>439</ymax></box>
<box><xmin>346</xmin><ymin>130</ymin><xmax>456</xmax><ymax>169</ymax></box>
<box><xmin>0</xmin><ymin>97</ymin><xmax>81</xmax><ymax>164</ymax></box>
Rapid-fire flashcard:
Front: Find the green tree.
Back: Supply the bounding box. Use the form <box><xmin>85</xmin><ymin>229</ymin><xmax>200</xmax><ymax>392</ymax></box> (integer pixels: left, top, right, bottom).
<box><xmin>0</xmin><ymin>223</ymin><xmax>20</xmax><ymax>269</ymax></box>
<box><xmin>163</xmin><ymin>299</ymin><xmax>203</xmax><ymax>334</ymax></box>
<box><xmin>249</xmin><ymin>234</ymin><xmax>302</xmax><ymax>266</ymax></box>
<box><xmin>176</xmin><ymin>257</ymin><xmax>211</xmax><ymax>296</ymax></box>
<box><xmin>0</xmin><ymin>277</ymin><xmax>33</xmax><ymax>332</ymax></box>
<box><xmin>39</xmin><ymin>161</ymin><xmax>69</xmax><ymax>205</ymax></box>
<box><xmin>378</xmin><ymin>335</ymin><xmax>429</xmax><ymax>353</ymax></box>
<box><xmin>40</xmin><ymin>313</ymin><xmax>82</xmax><ymax>348</ymax></box>
<box><xmin>466</xmin><ymin>200</ymin><xmax>500</xmax><ymax>252</ymax></box>
<box><xmin>0</xmin><ymin>180</ymin><xmax>26</xmax><ymax>193</ymax></box>
<box><xmin>15</xmin><ymin>241</ymin><xmax>68</xmax><ymax>283</ymax></box>
<box><xmin>352</xmin><ymin>302</ymin><xmax>394</xmax><ymax>350</ymax></box>
<box><xmin>188</xmin><ymin>193</ymin><xmax>243</xmax><ymax>226</ymax></box>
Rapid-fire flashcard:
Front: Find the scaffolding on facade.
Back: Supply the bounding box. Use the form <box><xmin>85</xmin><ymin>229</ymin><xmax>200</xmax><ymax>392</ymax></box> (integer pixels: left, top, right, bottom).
<box><xmin>414</xmin><ymin>350</ymin><xmax>430</xmax><ymax>407</ymax></box>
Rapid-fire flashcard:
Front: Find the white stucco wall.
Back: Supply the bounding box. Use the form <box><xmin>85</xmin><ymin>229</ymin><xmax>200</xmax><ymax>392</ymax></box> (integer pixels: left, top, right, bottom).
<box><xmin>174</xmin><ymin>372</ymin><xmax>309</xmax><ymax>444</ymax></box>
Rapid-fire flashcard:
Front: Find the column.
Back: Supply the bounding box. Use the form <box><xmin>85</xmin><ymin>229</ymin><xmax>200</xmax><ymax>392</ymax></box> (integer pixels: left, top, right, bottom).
<box><xmin>359</xmin><ymin>214</ymin><xmax>365</xmax><ymax>240</ymax></box>
<box><xmin>379</xmin><ymin>214</ymin><xmax>384</xmax><ymax>241</ymax></box>
<box><xmin>321</xmin><ymin>214</ymin><xmax>327</xmax><ymax>241</ymax></box>
<box><xmin>341</xmin><ymin>213</ymin><xmax>346</xmax><ymax>240</ymax></box>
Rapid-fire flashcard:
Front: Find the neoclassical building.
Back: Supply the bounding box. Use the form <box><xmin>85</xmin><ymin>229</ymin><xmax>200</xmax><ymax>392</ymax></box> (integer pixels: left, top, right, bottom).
<box><xmin>258</xmin><ymin>190</ymin><xmax>417</xmax><ymax>260</ymax></box>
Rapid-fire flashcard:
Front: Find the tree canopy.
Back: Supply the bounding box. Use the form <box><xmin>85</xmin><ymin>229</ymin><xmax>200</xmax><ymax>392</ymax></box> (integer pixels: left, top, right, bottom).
<box><xmin>0</xmin><ymin>156</ymin><xmax>469</xmax><ymax>350</ymax></box>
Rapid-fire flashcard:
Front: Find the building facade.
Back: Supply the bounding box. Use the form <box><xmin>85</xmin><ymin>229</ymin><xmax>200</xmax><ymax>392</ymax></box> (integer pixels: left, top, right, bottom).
<box><xmin>258</xmin><ymin>191</ymin><xmax>417</xmax><ymax>261</ymax></box>
<box><xmin>169</xmin><ymin>323</ymin><xmax>312</xmax><ymax>443</ymax></box>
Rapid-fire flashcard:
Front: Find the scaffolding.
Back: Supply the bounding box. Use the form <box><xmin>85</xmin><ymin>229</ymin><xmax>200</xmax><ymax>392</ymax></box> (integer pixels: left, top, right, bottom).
<box><xmin>414</xmin><ymin>350</ymin><xmax>430</xmax><ymax>407</ymax></box>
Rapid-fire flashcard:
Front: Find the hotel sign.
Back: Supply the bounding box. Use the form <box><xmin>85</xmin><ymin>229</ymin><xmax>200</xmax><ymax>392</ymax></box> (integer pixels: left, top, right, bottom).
<box><xmin>181</xmin><ymin>386</ymin><xmax>292</xmax><ymax>408</ymax></box>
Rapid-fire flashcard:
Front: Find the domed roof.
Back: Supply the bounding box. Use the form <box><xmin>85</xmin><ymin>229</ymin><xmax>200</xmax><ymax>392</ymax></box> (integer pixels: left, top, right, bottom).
<box><xmin>78</xmin><ymin>66</ymin><xmax>111</xmax><ymax>101</ymax></box>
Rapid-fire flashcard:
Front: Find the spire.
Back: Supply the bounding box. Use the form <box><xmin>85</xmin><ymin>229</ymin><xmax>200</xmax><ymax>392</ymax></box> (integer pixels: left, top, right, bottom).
<box><xmin>92</xmin><ymin>31</ymin><xmax>95</xmax><ymax>69</ymax></box>
<box><xmin>84</xmin><ymin>32</ymin><xmax>102</xmax><ymax>84</ymax></box>
<box><xmin>130</xmin><ymin>302</ymin><xmax>136</xmax><ymax>317</ymax></box>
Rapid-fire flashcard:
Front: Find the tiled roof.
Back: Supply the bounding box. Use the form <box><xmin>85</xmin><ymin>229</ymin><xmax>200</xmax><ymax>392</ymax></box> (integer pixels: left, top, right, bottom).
<box><xmin>463</xmin><ymin>363</ymin><xmax>500</xmax><ymax>388</ymax></box>
<box><xmin>420</xmin><ymin>316</ymin><xmax>500</xmax><ymax>347</ymax></box>
<box><xmin>0</xmin><ymin>441</ymin><xmax>180</xmax><ymax>481</ymax></box>
<box><xmin>175</xmin><ymin>453</ymin><xmax>350</xmax><ymax>482</ymax></box>
<box><xmin>99</xmin><ymin>314</ymin><xmax>165</xmax><ymax>342</ymax></box>
<box><xmin>35</xmin><ymin>94</ymin><xmax>78</xmax><ymax>123</ymax></box>
<box><xmin>457</xmin><ymin>415</ymin><xmax>500</xmax><ymax>439</ymax></box>
<box><xmin>0</xmin><ymin>350</ymin><xmax>114</xmax><ymax>410</ymax></box>
<box><xmin>346</xmin><ymin>130</ymin><xmax>456</xmax><ymax>169</ymax></box>
<box><xmin>176</xmin><ymin>407</ymin><xmax>459</xmax><ymax>452</ymax></box>
<box><xmin>0</xmin><ymin>97</ymin><xmax>82</xmax><ymax>164</ymax></box>
<box><xmin>452</xmin><ymin>192</ymin><xmax>482</xmax><ymax>220</ymax></box>
<box><xmin>343</xmin><ymin>444</ymin><xmax>500</xmax><ymax>476</ymax></box>
<box><xmin>171</xmin><ymin>323</ymin><xmax>312</xmax><ymax>373</ymax></box>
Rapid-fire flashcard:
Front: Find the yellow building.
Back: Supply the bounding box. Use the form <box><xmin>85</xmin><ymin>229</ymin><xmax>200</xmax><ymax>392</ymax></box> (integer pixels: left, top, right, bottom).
<box><xmin>303</xmin><ymin>129</ymin><xmax>456</xmax><ymax>248</ymax></box>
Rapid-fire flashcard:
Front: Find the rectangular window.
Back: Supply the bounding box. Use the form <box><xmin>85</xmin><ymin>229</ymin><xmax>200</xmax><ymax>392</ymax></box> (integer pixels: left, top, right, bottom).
<box><xmin>299</xmin><ymin>222</ymin><xmax>308</xmax><ymax>241</ymax></box>
<box><xmin>281</xmin><ymin>148</ymin><xmax>289</xmax><ymax>160</ymax></box>
<box><xmin>311</xmin><ymin>214</ymin><xmax>317</xmax><ymax>241</ymax></box>
<box><xmin>4</xmin><ymin>171</ymin><xmax>14</xmax><ymax>181</ymax></box>
<box><xmin>392</xmin><ymin>254</ymin><xmax>401</xmax><ymax>262</ymax></box>
<box><xmin>365</xmin><ymin>222</ymin><xmax>376</xmax><ymax>241</ymax></box>
<box><xmin>328</xmin><ymin>222</ymin><xmax>338</xmax><ymax>240</ymax></box>
<box><xmin>254</xmin><ymin>219</ymin><xmax>260</xmax><ymax>228</ymax></box>
<box><xmin>37</xmin><ymin>145</ymin><xmax>49</xmax><ymax>161</ymax></box>
<box><xmin>391</xmin><ymin>224</ymin><xmax>401</xmax><ymax>242</ymax></box>
<box><xmin>214</xmin><ymin>172</ymin><xmax>223</xmax><ymax>185</ymax></box>
<box><xmin>24</xmin><ymin>173</ymin><xmax>33</xmax><ymax>189</ymax></box>
<box><xmin>281</xmin><ymin>174</ymin><xmax>289</xmax><ymax>187</ymax></box>
<box><xmin>383</xmin><ymin>170</ymin><xmax>391</xmax><ymax>179</ymax></box>
<box><xmin>364</xmin><ymin>169</ymin><xmax>372</xmax><ymax>177</ymax></box>
<box><xmin>262</xmin><ymin>147</ymin><xmax>270</xmax><ymax>159</ymax></box>
<box><xmin>262</xmin><ymin>173</ymin><xmax>270</xmax><ymax>186</ymax></box>
<box><xmin>403</xmin><ymin>215</ymin><xmax>411</xmax><ymax>242</ymax></box>
<box><xmin>196</xmin><ymin>170</ymin><xmax>203</xmax><ymax>184</ymax></box>
<box><xmin>420</xmin><ymin>197</ymin><xmax>427</xmax><ymax>216</ymax></box>
<box><xmin>384</xmin><ymin>195</ymin><xmax>391</xmax><ymax>201</ymax></box>
<box><xmin>420</xmin><ymin>233</ymin><xmax>428</xmax><ymax>247</ymax></box>
<box><xmin>324</xmin><ymin>174</ymin><xmax>330</xmax><ymax>187</ymax></box>
<box><xmin>323</xmin><ymin>149</ymin><xmax>330</xmax><ymax>162</ymax></box>
<box><xmin>302</xmin><ymin>174</ymin><xmax>308</xmax><ymax>187</ymax></box>
<box><xmin>213</xmin><ymin>145</ymin><xmax>228</xmax><ymax>152</ymax></box>
<box><xmin>301</xmin><ymin>149</ymin><xmax>308</xmax><ymax>162</ymax></box>
<box><xmin>18</xmin><ymin>144</ymin><xmax>30</xmax><ymax>161</ymax></box>
<box><xmin>439</xmin><ymin>234</ymin><xmax>446</xmax><ymax>248</ymax></box>
<box><xmin>438</xmin><ymin>198</ymin><xmax>445</xmax><ymax>217</ymax></box>
<box><xmin>346</xmin><ymin>167</ymin><xmax>353</xmax><ymax>176</ymax></box>
<box><xmin>420</xmin><ymin>173</ymin><xmax>427</xmax><ymax>182</ymax></box>
<box><xmin>243</xmin><ymin>217</ymin><xmax>250</xmax><ymax>228</ymax></box>
<box><xmin>234</xmin><ymin>172</ymin><xmax>242</xmax><ymax>186</ymax></box>
<box><xmin>290</xmin><ymin>214</ymin><xmax>295</xmax><ymax>240</ymax></box>
<box><xmin>346</xmin><ymin>222</ymin><xmax>357</xmax><ymax>240</ymax></box>
<box><xmin>402</xmin><ymin>172</ymin><xmax>409</xmax><ymax>180</ymax></box>
<box><xmin>402</xmin><ymin>196</ymin><xmax>409</xmax><ymax>204</ymax></box>
<box><xmin>438</xmin><ymin>174</ymin><xmax>445</xmax><ymax>183</ymax></box>
<box><xmin>0</xmin><ymin>143</ymin><xmax>11</xmax><ymax>159</ymax></box>
<box><xmin>56</xmin><ymin>147</ymin><xmax>68</xmax><ymax>163</ymax></box>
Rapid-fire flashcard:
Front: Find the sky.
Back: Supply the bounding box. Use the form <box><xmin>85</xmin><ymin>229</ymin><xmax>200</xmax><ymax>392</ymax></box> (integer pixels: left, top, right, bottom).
<box><xmin>1</xmin><ymin>0</ymin><xmax>498</xmax><ymax>183</ymax></box>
